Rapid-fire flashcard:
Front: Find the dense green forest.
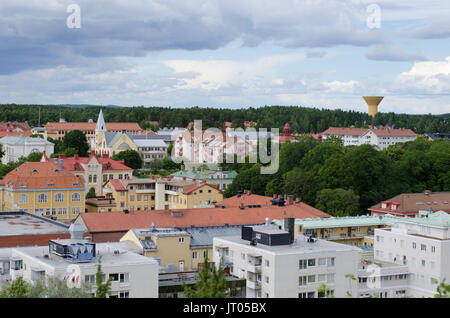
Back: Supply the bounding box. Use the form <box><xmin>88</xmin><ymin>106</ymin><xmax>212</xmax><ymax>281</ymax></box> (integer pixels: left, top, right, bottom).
<box><xmin>0</xmin><ymin>104</ymin><xmax>448</xmax><ymax>134</ymax></box>
<box><xmin>223</xmin><ymin>137</ymin><xmax>450</xmax><ymax>216</ymax></box>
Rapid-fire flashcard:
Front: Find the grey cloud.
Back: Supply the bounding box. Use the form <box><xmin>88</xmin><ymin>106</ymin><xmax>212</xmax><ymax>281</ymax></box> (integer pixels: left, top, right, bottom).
<box><xmin>365</xmin><ymin>45</ymin><xmax>428</xmax><ymax>62</ymax></box>
<box><xmin>0</xmin><ymin>0</ymin><xmax>391</xmax><ymax>74</ymax></box>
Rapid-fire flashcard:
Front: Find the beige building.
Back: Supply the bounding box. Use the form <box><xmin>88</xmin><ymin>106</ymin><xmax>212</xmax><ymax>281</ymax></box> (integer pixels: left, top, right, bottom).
<box><xmin>102</xmin><ymin>177</ymin><xmax>223</xmax><ymax>212</ymax></box>
<box><xmin>41</xmin><ymin>152</ymin><xmax>133</xmax><ymax>196</ymax></box>
<box><xmin>120</xmin><ymin>225</ymin><xmax>242</xmax><ymax>272</ymax></box>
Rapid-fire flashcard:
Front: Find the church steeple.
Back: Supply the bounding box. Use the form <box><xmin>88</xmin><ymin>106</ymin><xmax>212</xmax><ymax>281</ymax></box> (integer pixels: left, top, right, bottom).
<box><xmin>96</xmin><ymin>109</ymin><xmax>106</xmax><ymax>132</ymax></box>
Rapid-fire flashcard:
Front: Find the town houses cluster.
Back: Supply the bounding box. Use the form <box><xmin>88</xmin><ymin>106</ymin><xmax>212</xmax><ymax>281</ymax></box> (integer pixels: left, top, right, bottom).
<box><xmin>0</xmin><ymin>106</ymin><xmax>449</xmax><ymax>299</ymax></box>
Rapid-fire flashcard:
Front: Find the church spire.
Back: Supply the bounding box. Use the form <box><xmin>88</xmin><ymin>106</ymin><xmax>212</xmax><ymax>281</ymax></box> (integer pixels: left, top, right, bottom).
<box><xmin>96</xmin><ymin>109</ymin><xmax>106</xmax><ymax>132</ymax></box>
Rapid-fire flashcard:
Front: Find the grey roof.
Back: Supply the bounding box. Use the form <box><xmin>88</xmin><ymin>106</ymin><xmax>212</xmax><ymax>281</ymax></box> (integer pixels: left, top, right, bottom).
<box><xmin>187</xmin><ymin>226</ymin><xmax>243</xmax><ymax>248</ymax></box>
<box><xmin>0</xmin><ymin>212</ymin><xmax>69</xmax><ymax>238</ymax></box>
<box><xmin>0</xmin><ymin>135</ymin><xmax>53</xmax><ymax>145</ymax></box>
<box><xmin>104</xmin><ymin>131</ymin><xmax>123</xmax><ymax>147</ymax></box>
<box><xmin>170</xmin><ymin>170</ymin><xmax>238</xmax><ymax>180</ymax></box>
<box><xmin>134</xmin><ymin>139</ymin><xmax>168</xmax><ymax>148</ymax></box>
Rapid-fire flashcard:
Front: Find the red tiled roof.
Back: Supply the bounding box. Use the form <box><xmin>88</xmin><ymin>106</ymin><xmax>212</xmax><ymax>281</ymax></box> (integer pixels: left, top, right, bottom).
<box><xmin>183</xmin><ymin>183</ymin><xmax>223</xmax><ymax>195</ymax></box>
<box><xmin>42</xmin><ymin>153</ymin><xmax>132</xmax><ymax>171</ymax></box>
<box><xmin>79</xmin><ymin>203</ymin><xmax>331</xmax><ymax>233</ymax></box>
<box><xmin>369</xmin><ymin>191</ymin><xmax>450</xmax><ymax>215</ymax></box>
<box><xmin>107</xmin><ymin>179</ymin><xmax>127</xmax><ymax>191</ymax></box>
<box><xmin>3</xmin><ymin>161</ymin><xmax>84</xmax><ymax>189</ymax></box>
<box><xmin>322</xmin><ymin>127</ymin><xmax>369</xmax><ymax>136</ymax></box>
<box><xmin>0</xmin><ymin>131</ymin><xmax>32</xmax><ymax>138</ymax></box>
<box><xmin>370</xmin><ymin>127</ymin><xmax>416</xmax><ymax>137</ymax></box>
<box><xmin>44</xmin><ymin>122</ymin><xmax>142</xmax><ymax>132</ymax></box>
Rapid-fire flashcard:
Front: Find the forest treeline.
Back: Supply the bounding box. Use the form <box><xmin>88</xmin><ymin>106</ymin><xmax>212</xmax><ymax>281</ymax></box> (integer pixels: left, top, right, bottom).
<box><xmin>0</xmin><ymin>104</ymin><xmax>448</xmax><ymax>134</ymax></box>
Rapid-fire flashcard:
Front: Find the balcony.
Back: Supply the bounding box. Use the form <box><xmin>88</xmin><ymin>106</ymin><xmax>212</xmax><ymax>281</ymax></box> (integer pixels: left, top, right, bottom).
<box><xmin>247</xmin><ymin>279</ymin><xmax>262</xmax><ymax>290</ymax></box>
<box><xmin>247</xmin><ymin>263</ymin><xmax>262</xmax><ymax>273</ymax></box>
<box><xmin>136</xmin><ymin>188</ymin><xmax>155</xmax><ymax>194</ymax></box>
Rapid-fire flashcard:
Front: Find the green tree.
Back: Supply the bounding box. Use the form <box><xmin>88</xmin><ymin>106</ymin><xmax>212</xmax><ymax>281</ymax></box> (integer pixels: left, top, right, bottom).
<box><xmin>0</xmin><ymin>277</ymin><xmax>30</xmax><ymax>298</ymax></box>
<box><xmin>433</xmin><ymin>279</ymin><xmax>450</xmax><ymax>298</ymax></box>
<box><xmin>26</xmin><ymin>151</ymin><xmax>43</xmax><ymax>162</ymax></box>
<box><xmin>315</xmin><ymin>188</ymin><xmax>360</xmax><ymax>216</ymax></box>
<box><xmin>111</xmin><ymin>149</ymin><xmax>143</xmax><ymax>169</ymax></box>
<box><xmin>86</xmin><ymin>187</ymin><xmax>96</xmax><ymax>198</ymax></box>
<box><xmin>95</xmin><ymin>257</ymin><xmax>112</xmax><ymax>298</ymax></box>
<box><xmin>63</xmin><ymin>130</ymin><xmax>90</xmax><ymax>157</ymax></box>
<box><xmin>184</xmin><ymin>258</ymin><xmax>228</xmax><ymax>298</ymax></box>
<box><xmin>283</xmin><ymin>168</ymin><xmax>320</xmax><ymax>206</ymax></box>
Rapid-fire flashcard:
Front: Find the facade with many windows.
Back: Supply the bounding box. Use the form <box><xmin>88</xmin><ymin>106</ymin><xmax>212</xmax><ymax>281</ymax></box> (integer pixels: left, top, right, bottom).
<box><xmin>0</xmin><ymin>161</ymin><xmax>85</xmax><ymax>220</ymax></box>
<box><xmin>9</xmin><ymin>228</ymin><xmax>158</xmax><ymax>298</ymax></box>
<box><xmin>370</xmin><ymin>210</ymin><xmax>450</xmax><ymax>297</ymax></box>
<box><xmin>213</xmin><ymin>222</ymin><xmax>359</xmax><ymax>298</ymax></box>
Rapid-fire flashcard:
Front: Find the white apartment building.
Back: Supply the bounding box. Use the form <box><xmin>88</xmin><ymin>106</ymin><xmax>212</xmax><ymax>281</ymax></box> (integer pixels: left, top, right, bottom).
<box><xmin>9</xmin><ymin>224</ymin><xmax>159</xmax><ymax>298</ymax></box>
<box><xmin>213</xmin><ymin>218</ymin><xmax>360</xmax><ymax>298</ymax></box>
<box><xmin>370</xmin><ymin>210</ymin><xmax>450</xmax><ymax>298</ymax></box>
<box><xmin>321</xmin><ymin>126</ymin><xmax>416</xmax><ymax>150</ymax></box>
<box><xmin>0</xmin><ymin>135</ymin><xmax>54</xmax><ymax>164</ymax></box>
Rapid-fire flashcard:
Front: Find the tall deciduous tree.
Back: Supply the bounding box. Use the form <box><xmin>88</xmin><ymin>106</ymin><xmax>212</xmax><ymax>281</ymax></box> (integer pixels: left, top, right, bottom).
<box><xmin>184</xmin><ymin>258</ymin><xmax>228</xmax><ymax>298</ymax></box>
<box><xmin>111</xmin><ymin>149</ymin><xmax>143</xmax><ymax>169</ymax></box>
<box><xmin>63</xmin><ymin>130</ymin><xmax>90</xmax><ymax>157</ymax></box>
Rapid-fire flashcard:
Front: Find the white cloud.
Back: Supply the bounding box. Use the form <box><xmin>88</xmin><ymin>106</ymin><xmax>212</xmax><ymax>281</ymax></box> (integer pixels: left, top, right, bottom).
<box><xmin>394</xmin><ymin>57</ymin><xmax>450</xmax><ymax>94</ymax></box>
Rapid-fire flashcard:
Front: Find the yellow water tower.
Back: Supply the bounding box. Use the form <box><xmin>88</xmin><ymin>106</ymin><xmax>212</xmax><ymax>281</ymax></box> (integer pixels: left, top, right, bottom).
<box><xmin>363</xmin><ymin>96</ymin><xmax>384</xmax><ymax>117</ymax></box>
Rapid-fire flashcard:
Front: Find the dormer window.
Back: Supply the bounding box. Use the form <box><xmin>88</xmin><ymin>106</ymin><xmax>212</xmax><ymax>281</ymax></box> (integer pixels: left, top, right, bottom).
<box><xmin>381</xmin><ymin>203</ymin><xmax>387</xmax><ymax>209</ymax></box>
<box><xmin>391</xmin><ymin>204</ymin><xmax>397</xmax><ymax>210</ymax></box>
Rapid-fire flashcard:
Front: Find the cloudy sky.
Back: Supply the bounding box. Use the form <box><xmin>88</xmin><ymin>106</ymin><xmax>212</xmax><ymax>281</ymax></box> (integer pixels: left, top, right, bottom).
<box><xmin>1</xmin><ymin>0</ymin><xmax>450</xmax><ymax>114</ymax></box>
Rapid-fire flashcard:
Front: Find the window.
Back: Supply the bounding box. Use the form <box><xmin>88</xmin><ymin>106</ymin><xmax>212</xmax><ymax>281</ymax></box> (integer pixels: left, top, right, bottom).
<box><xmin>431</xmin><ymin>246</ymin><xmax>436</xmax><ymax>253</ymax></box>
<box><xmin>57</xmin><ymin>208</ymin><xmax>67</xmax><ymax>215</ymax></box>
<box><xmin>103</xmin><ymin>174</ymin><xmax>108</xmax><ymax>182</ymax></box>
<box><xmin>299</xmin><ymin>292</ymin><xmax>315</xmax><ymax>298</ymax></box>
<box><xmin>93</xmin><ymin>175</ymin><xmax>97</xmax><ymax>183</ymax></box>
<box><xmin>412</xmin><ymin>242</ymin><xmax>417</xmax><ymax>249</ymax></box>
<box><xmin>318</xmin><ymin>258</ymin><xmax>327</xmax><ymax>266</ymax></box>
<box><xmin>118</xmin><ymin>174</ymin><xmax>123</xmax><ymax>180</ymax></box>
<box><xmin>85</xmin><ymin>275</ymin><xmax>95</xmax><ymax>284</ymax></box>
<box><xmin>178</xmin><ymin>237</ymin><xmax>185</xmax><ymax>243</ymax></box>
<box><xmin>203</xmin><ymin>250</ymin><xmax>208</xmax><ymax>259</ymax></box>
<box><xmin>38</xmin><ymin>193</ymin><xmax>48</xmax><ymax>203</ymax></box>
<box><xmin>299</xmin><ymin>259</ymin><xmax>307</xmax><ymax>269</ymax></box>
<box><xmin>421</xmin><ymin>260</ymin><xmax>426</xmax><ymax>267</ymax></box>
<box><xmin>327</xmin><ymin>274</ymin><xmax>335</xmax><ymax>283</ymax></box>
<box><xmin>265</xmin><ymin>276</ymin><xmax>269</xmax><ymax>284</ymax></box>
<box><xmin>265</xmin><ymin>260</ymin><xmax>270</xmax><ymax>267</ymax></box>
<box><xmin>327</xmin><ymin>257</ymin><xmax>335</xmax><ymax>267</ymax></box>
<box><xmin>307</xmin><ymin>275</ymin><xmax>315</xmax><ymax>283</ymax></box>
<box><xmin>119</xmin><ymin>273</ymin><xmax>129</xmax><ymax>283</ymax></box>
<box><xmin>308</xmin><ymin>259</ymin><xmax>316</xmax><ymax>267</ymax></box>
<box><xmin>192</xmin><ymin>251</ymin><xmax>198</xmax><ymax>259</ymax></box>
<box><xmin>299</xmin><ymin>276</ymin><xmax>307</xmax><ymax>286</ymax></box>
<box><xmin>109</xmin><ymin>174</ymin><xmax>113</xmax><ymax>180</ymax></box>
<box><xmin>421</xmin><ymin>244</ymin><xmax>427</xmax><ymax>251</ymax></box>
<box><xmin>55</xmin><ymin>193</ymin><xmax>64</xmax><ymax>203</ymax></box>
<box><xmin>72</xmin><ymin>192</ymin><xmax>81</xmax><ymax>202</ymax></box>
<box><xmin>19</xmin><ymin>194</ymin><xmax>28</xmax><ymax>204</ymax></box>
<box><xmin>144</xmin><ymin>195</ymin><xmax>148</xmax><ymax>201</ymax></box>
<box><xmin>137</xmin><ymin>195</ymin><xmax>141</xmax><ymax>201</ymax></box>
<box><xmin>130</xmin><ymin>195</ymin><xmax>134</xmax><ymax>201</ymax></box>
<box><xmin>109</xmin><ymin>273</ymin><xmax>119</xmax><ymax>281</ymax></box>
<box><xmin>89</xmin><ymin>175</ymin><xmax>92</xmax><ymax>183</ymax></box>
<box><xmin>72</xmin><ymin>206</ymin><xmax>81</xmax><ymax>214</ymax></box>
<box><xmin>119</xmin><ymin>291</ymin><xmax>129</xmax><ymax>298</ymax></box>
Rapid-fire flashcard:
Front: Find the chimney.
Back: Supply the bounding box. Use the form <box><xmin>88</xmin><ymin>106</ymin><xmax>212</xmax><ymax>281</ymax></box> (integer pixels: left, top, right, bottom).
<box><xmin>284</xmin><ymin>217</ymin><xmax>295</xmax><ymax>244</ymax></box>
<box><xmin>239</xmin><ymin>202</ymin><xmax>244</xmax><ymax>210</ymax></box>
<box><xmin>247</xmin><ymin>190</ymin><xmax>251</xmax><ymax>196</ymax></box>
<box><xmin>273</xmin><ymin>194</ymin><xmax>277</xmax><ymax>199</ymax></box>
<box><xmin>59</xmin><ymin>159</ymin><xmax>63</xmax><ymax>170</ymax></box>
<box><xmin>265</xmin><ymin>217</ymin><xmax>270</xmax><ymax>226</ymax></box>
<box><xmin>287</xmin><ymin>195</ymin><xmax>294</xmax><ymax>205</ymax></box>
<box><xmin>74</xmin><ymin>154</ymin><xmax>79</xmax><ymax>160</ymax></box>
<box><xmin>53</xmin><ymin>158</ymin><xmax>58</xmax><ymax>165</ymax></box>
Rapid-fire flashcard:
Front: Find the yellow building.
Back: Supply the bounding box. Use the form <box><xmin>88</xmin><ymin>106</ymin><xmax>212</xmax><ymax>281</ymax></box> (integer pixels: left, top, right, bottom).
<box><xmin>120</xmin><ymin>225</ymin><xmax>241</xmax><ymax>271</ymax></box>
<box><xmin>274</xmin><ymin>214</ymin><xmax>400</xmax><ymax>247</ymax></box>
<box><xmin>102</xmin><ymin>178</ymin><xmax>223</xmax><ymax>212</ymax></box>
<box><xmin>0</xmin><ymin>161</ymin><xmax>85</xmax><ymax>220</ymax></box>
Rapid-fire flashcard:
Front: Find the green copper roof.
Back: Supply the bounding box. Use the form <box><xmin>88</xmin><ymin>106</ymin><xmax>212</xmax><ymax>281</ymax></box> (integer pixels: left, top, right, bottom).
<box><xmin>272</xmin><ymin>214</ymin><xmax>401</xmax><ymax>229</ymax></box>
<box><xmin>170</xmin><ymin>169</ymin><xmax>237</xmax><ymax>180</ymax></box>
<box><xmin>399</xmin><ymin>211</ymin><xmax>450</xmax><ymax>228</ymax></box>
